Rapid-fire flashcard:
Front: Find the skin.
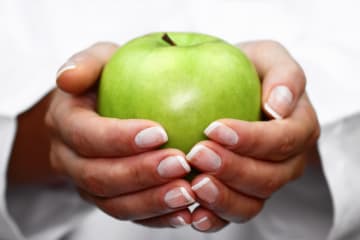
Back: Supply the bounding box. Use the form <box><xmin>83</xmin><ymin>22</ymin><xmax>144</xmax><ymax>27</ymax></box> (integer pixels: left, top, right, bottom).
<box><xmin>8</xmin><ymin>40</ymin><xmax>320</xmax><ymax>232</ymax></box>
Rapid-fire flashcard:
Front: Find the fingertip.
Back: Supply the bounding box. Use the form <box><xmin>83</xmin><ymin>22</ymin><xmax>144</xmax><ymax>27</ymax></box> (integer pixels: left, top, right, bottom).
<box><xmin>56</xmin><ymin>69</ymin><xmax>82</xmax><ymax>95</ymax></box>
<box><xmin>56</xmin><ymin>55</ymin><xmax>100</xmax><ymax>95</ymax></box>
<box><xmin>56</xmin><ymin>61</ymin><xmax>77</xmax><ymax>80</ymax></box>
<box><xmin>87</xmin><ymin>41</ymin><xmax>119</xmax><ymax>62</ymax></box>
<box><xmin>263</xmin><ymin>85</ymin><xmax>294</xmax><ymax>119</ymax></box>
<box><xmin>263</xmin><ymin>102</ymin><xmax>283</xmax><ymax>120</ymax></box>
<box><xmin>169</xmin><ymin>214</ymin><xmax>191</xmax><ymax>228</ymax></box>
<box><xmin>204</xmin><ymin>121</ymin><xmax>239</xmax><ymax>146</ymax></box>
<box><xmin>191</xmin><ymin>175</ymin><xmax>219</xmax><ymax>206</ymax></box>
<box><xmin>163</xmin><ymin>182</ymin><xmax>196</xmax><ymax>209</ymax></box>
<box><xmin>191</xmin><ymin>207</ymin><xmax>228</xmax><ymax>232</ymax></box>
<box><xmin>192</xmin><ymin>216</ymin><xmax>212</xmax><ymax>232</ymax></box>
<box><xmin>134</xmin><ymin>126</ymin><xmax>168</xmax><ymax>149</ymax></box>
<box><xmin>56</xmin><ymin>62</ymin><xmax>77</xmax><ymax>92</ymax></box>
<box><xmin>56</xmin><ymin>42</ymin><xmax>119</xmax><ymax>95</ymax></box>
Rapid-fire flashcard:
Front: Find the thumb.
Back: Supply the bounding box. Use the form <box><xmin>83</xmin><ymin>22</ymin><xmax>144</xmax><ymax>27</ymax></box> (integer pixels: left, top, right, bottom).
<box><xmin>56</xmin><ymin>42</ymin><xmax>119</xmax><ymax>95</ymax></box>
<box><xmin>237</xmin><ymin>41</ymin><xmax>306</xmax><ymax>119</ymax></box>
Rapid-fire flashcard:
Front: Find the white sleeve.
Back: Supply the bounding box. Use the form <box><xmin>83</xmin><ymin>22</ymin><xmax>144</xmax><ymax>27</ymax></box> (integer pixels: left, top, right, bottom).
<box><xmin>319</xmin><ymin>114</ymin><xmax>360</xmax><ymax>240</ymax></box>
<box><xmin>0</xmin><ymin>116</ymin><xmax>24</xmax><ymax>239</ymax></box>
<box><xmin>293</xmin><ymin>28</ymin><xmax>360</xmax><ymax>239</ymax></box>
<box><xmin>288</xmin><ymin>41</ymin><xmax>360</xmax><ymax>236</ymax></box>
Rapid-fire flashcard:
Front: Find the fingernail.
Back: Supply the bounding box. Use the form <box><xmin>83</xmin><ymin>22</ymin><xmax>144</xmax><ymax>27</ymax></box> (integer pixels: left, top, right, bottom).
<box><xmin>135</xmin><ymin>126</ymin><xmax>168</xmax><ymax>148</ymax></box>
<box><xmin>186</xmin><ymin>145</ymin><xmax>221</xmax><ymax>172</ymax></box>
<box><xmin>169</xmin><ymin>216</ymin><xmax>188</xmax><ymax>228</ymax></box>
<box><xmin>164</xmin><ymin>187</ymin><xmax>195</xmax><ymax>208</ymax></box>
<box><xmin>192</xmin><ymin>177</ymin><xmax>219</xmax><ymax>204</ymax></box>
<box><xmin>157</xmin><ymin>156</ymin><xmax>191</xmax><ymax>178</ymax></box>
<box><xmin>56</xmin><ymin>61</ymin><xmax>76</xmax><ymax>79</ymax></box>
<box><xmin>204</xmin><ymin>121</ymin><xmax>238</xmax><ymax>146</ymax></box>
<box><xmin>265</xmin><ymin>85</ymin><xmax>293</xmax><ymax>120</ymax></box>
<box><xmin>192</xmin><ymin>216</ymin><xmax>211</xmax><ymax>231</ymax></box>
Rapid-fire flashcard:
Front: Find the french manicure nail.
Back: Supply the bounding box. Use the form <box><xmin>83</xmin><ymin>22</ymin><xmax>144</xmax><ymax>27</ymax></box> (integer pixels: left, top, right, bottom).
<box><xmin>204</xmin><ymin>121</ymin><xmax>238</xmax><ymax>146</ymax></box>
<box><xmin>56</xmin><ymin>61</ymin><xmax>76</xmax><ymax>79</ymax></box>
<box><xmin>192</xmin><ymin>177</ymin><xmax>219</xmax><ymax>204</ymax></box>
<box><xmin>164</xmin><ymin>187</ymin><xmax>195</xmax><ymax>208</ymax></box>
<box><xmin>169</xmin><ymin>216</ymin><xmax>188</xmax><ymax>228</ymax></box>
<box><xmin>157</xmin><ymin>156</ymin><xmax>191</xmax><ymax>178</ymax></box>
<box><xmin>186</xmin><ymin>145</ymin><xmax>221</xmax><ymax>171</ymax></box>
<box><xmin>265</xmin><ymin>85</ymin><xmax>293</xmax><ymax>120</ymax></box>
<box><xmin>192</xmin><ymin>216</ymin><xmax>211</xmax><ymax>231</ymax></box>
<box><xmin>135</xmin><ymin>126</ymin><xmax>168</xmax><ymax>148</ymax></box>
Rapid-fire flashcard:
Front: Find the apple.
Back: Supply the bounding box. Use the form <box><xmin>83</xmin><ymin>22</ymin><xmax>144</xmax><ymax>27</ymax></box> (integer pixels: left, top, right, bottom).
<box><xmin>97</xmin><ymin>32</ymin><xmax>261</xmax><ymax>153</ymax></box>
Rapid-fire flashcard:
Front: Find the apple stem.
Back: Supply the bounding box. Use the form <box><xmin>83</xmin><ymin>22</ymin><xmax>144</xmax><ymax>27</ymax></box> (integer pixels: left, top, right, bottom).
<box><xmin>162</xmin><ymin>33</ymin><xmax>176</xmax><ymax>46</ymax></box>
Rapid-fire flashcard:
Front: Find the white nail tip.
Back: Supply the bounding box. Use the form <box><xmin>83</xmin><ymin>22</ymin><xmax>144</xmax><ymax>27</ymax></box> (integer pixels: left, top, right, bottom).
<box><xmin>180</xmin><ymin>187</ymin><xmax>195</xmax><ymax>203</ymax></box>
<box><xmin>264</xmin><ymin>103</ymin><xmax>283</xmax><ymax>120</ymax></box>
<box><xmin>158</xmin><ymin>127</ymin><xmax>168</xmax><ymax>141</ymax></box>
<box><xmin>192</xmin><ymin>177</ymin><xmax>211</xmax><ymax>191</ymax></box>
<box><xmin>192</xmin><ymin>216</ymin><xmax>209</xmax><ymax>228</ymax></box>
<box><xmin>176</xmin><ymin>156</ymin><xmax>191</xmax><ymax>173</ymax></box>
<box><xmin>204</xmin><ymin>121</ymin><xmax>239</xmax><ymax>145</ymax></box>
<box><xmin>56</xmin><ymin>64</ymin><xmax>76</xmax><ymax>79</ymax></box>
<box><xmin>186</xmin><ymin>145</ymin><xmax>204</xmax><ymax>161</ymax></box>
<box><xmin>157</xmin><ymin>156</ymin><xmax>190</xmax><ymax>177</ymax></box>
<box><xmin>135</xmin><ymin>126</ymin><xmax>168</xmax><ymax>148</ymax></box>
<box><xmin>204</xmin><ymin>121</ymin><xmax>222</xmax><ymax>136</ymax></box>
<box><xmin>170</xmin><ymin>216</ymin><xmax>187</xmax><ymax>228</ymax></box>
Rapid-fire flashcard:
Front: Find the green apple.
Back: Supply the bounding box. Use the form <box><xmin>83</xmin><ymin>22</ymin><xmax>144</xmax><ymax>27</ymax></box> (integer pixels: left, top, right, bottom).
<box><xmin>98</xmin><ymin>32</ymin><xmax>261</xmax><ymax>153</ymax></box>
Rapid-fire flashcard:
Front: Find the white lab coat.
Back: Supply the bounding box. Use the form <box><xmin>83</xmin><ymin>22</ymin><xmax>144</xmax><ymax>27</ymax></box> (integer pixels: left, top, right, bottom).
<box><xmin>1</xmin><ymin>0</ymin><xmax>359</xmax><ymax>239</ymax></box>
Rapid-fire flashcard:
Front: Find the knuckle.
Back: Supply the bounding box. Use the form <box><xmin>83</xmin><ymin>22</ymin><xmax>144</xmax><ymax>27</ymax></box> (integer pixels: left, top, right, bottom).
<box><xmin>244</xmin><ymin>126</ymin><xmax>262</xmax><ymax>155</ymax></box>
<box><xmin>278</xmin><ymin>134</ymin><xmax>297</xmax><ymax>158</ymax></box>
<box><xmin>79</xmin><ymin>164</ymin><xmax>107</xmax><ymax>196</ymax></box>
<box><xmin>44</xmin><ymin>94</ymin><xmax>59</xmax><ymax>131</ymax></box>
<box><xmin>252</xmin><ymin>40</ymin><xmax>286</xmax><ymax>63</ymax></box>
<box><xmin>49</xmin><ymin>144</ymin><xmax>62</xmax><ymax>173</ymax></box>
<box><xmin>129</xmin><ymin>162</ymin><xmax>150</xmax><ymax>190</ymax></box>
<box><xmin>91</xmin><ymin>41</ymin><xmax>119</xmax><ymax>49</ymax></box>
<box><xmin>68</xmin><ymin>123</ymin><xmax>91</xmax><ymax>156</ymax></box>
<box><xmin>285</xmin><ymin>63</ymin><xmax>306</xmax><ymax>82</ymax></box>
<box><xmin>259</xmin><ymin>40</ymin><xmax>284</xmax><ymax>51</ymax></box>
<box><xmin>258</xmin><ymin>176</ymin><xmax>283</xmax><ymax>198</ymax></box>
<box><xmin>102</xmin><ymin>122</ymin><xmax>124</xmax><ymax>151</ymax></box>
<box><xmin>231</xmin><ymin>198</ymin><xmax>265</xmax><ymax>223</ymax></box>
<box><xmin>222</xmin><ymin>156</ymin><xmax>254</xmax><ymax>185</ymax></box>
<box><xmin>44</xmin><ymin>111</ymin><xmax>54</xmax><ymax>129</ymax></box>
<box><xmin>100</xmin><ymin>199</ymin><xmax>133</xmax><ymax>220</ymax></box>
<box><xmin>243</xmin><ymin>199</ymin><xmax>264</xmax><ymax>221</ymax></box>
<box><xmin>49</xmin><ymin>151</ymin><xmax>58</xmax><ymax>171</ymax></box>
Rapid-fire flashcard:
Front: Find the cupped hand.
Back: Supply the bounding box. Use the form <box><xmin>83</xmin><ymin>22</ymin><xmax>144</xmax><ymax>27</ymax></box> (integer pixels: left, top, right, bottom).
<box><xmin>186</xmin><ymin>41</ymin><xmax>320</xmax><ymax>232</ymax></box>
<box><xmin>46</xmin><ymin>43</ymin><xmax>195</xmax><ymax>228</ymax></box>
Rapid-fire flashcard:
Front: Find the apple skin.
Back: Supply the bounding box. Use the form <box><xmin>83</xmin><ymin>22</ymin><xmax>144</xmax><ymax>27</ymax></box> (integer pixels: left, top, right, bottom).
<box><xmin>98</xmin><ymin>32</ymin><xmax>261</xmax><ymax>153</ymax></box>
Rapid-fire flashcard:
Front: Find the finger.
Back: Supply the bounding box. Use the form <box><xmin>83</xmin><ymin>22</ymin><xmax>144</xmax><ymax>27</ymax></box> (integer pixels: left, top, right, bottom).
<box><xmin>191</xmin><ymin>175</ymin><xmax>264</xmax><ymax>222</ymax></box>
<box><xmin>238</xmin><ymin>41</ymin><xmax>306</xmax><ymax>119</ymax></box>
<box><xmin>46</xmin><ymin>91</ymin><xmax>168</xmax><ymax>157</ymax></box>
<box><xmin>78</xmin><ymin>179</ymin><xmax>195</xmax><ymax>221</ymax></box>
<box><xmin>202</xmin><ymin>94</ymin><xmax>320</xmax><ymax>161</ymax></box>
<box><xmin>134</xmin><ymin>209</ymin><xmax>192</xmax><ymax>228</ymax></box>
<box><xmin>186</xmin><ymin>141</ymin><xmax>306</xmax><ymax>199</ymax></box>
<box><xmin>56</xmin><ymin>42</ymin><xmax>119</xmax><ymax>95</ymax></box>
<box><xmin>51</xmin><ymin>140</ymin><xmax>190</xmax><ymax>197</ymax></box>
<box><xmin>191</xmin><ymin>207</ymin><xmax>228</xmax><ymax>232</ymax></box>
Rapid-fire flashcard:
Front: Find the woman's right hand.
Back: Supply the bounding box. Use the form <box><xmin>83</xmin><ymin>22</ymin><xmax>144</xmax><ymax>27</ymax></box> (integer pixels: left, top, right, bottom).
<box><xmin>46</xmin><ymin>43</ymin><xmax>195</xmax><ymax>228</ymax></box>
